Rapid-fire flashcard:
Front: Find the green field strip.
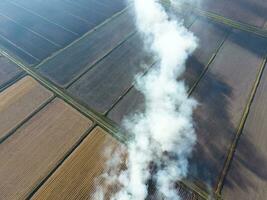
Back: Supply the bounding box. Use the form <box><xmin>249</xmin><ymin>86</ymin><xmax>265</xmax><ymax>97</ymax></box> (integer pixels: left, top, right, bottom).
<box><xmin>215</xmin><ymin>57</ymin><xmax>267</xmax><ymax>195</ymax></box>
<box><xmin>0</xmin><ymin>95</ymin><xmax>55</xmax><ymax>144</ymax></box>
<box><xmin>171</xmin><ymin>2</ymin><xmax>267</xmax><ymax>39</ymax></box>
<box><xmin>26</xmin><ymin>123</ymin><xmax>97</xmax><ymax>200</ymax></box>
<box><xmin>34</xmin><ymin>5</ymin><xmax>131</xmax><ymax>69</ymax></box>
<box><xmin>9</xmin><ymin>0</ymin><xmax>79</xmax><ymax>36</ymax></box>
<box><xmin>0</xmin><ymin>12</ymin><xmax>61</xmax><ymax>47</ymax></box>
<box><xmin>0</xmin><ymin>33</ymin><xmax>40</xmax><ymax>62</ymax></box>
<box><xmin>65</xmin><ymin>30</ymin><xmax>137</xmax><ymax>89</ymax></box>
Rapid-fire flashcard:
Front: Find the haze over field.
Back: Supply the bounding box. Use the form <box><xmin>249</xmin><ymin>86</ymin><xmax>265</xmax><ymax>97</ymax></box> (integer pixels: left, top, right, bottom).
<box><xmin>94</xmin><ymin>0</ymin><xmax>198</xmax><ymax>199</ymax></box>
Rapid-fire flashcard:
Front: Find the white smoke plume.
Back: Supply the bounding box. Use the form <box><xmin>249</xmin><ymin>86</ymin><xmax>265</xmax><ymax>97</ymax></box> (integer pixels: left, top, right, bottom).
<box><xmin>94</xmin><ymin>0</ymin><xmax>198</xmax><ymax>199</ymax></box>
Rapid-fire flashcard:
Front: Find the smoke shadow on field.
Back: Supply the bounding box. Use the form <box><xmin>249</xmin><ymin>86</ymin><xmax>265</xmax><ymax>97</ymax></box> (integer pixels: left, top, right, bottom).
<box><xmin>185</xmin><ymin>55</ymin><xmax>235</xmax><ymax>189</ymax></box>
<box><xmin>109</xmin><ymin>51</ymin><xmax>267</xmax><ymax>199</ymax></box>
<box><xmin>186</xmin><ymin>39</ymin><xmax>267</xmax><ymax>196</ymax></box>
<box><xmin>222</xmin><ymin>133</ymin><xmax>267</xmax><ymax>192</ymax></box>
<box><xmin>107</xmin><ymin>23</ymin><xmax>267</xmax><ymax>198</ymax></box>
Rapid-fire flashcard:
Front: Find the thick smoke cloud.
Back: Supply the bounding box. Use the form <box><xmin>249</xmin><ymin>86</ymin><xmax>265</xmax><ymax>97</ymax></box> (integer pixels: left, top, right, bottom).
<box><xmin>94</xmin><ymin>0</ymin><xmax>198</xmax><ymax>199</ymax></box>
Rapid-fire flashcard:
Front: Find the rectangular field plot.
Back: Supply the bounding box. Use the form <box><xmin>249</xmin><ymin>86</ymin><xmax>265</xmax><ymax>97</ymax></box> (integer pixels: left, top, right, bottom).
<box><xmin>187</xmin><ymin>29</ymin><xmax>267</xmax><ymax>189</ymax></box>
<box><xmin>108</xmin><ymin>18</ymin><xmax>230</xmax><ymax>125</ymax></box>
<box><xmin>0</xmin><ymin>54</ymin><xmax>23</xmax><ymax>89</ymax></box>
<box><xmin>0</xmin><ymin>98</ymin><xmax>92</xmax><ymax>200</ymax></box>
<box><xmin>0</xmin><ymin>1</ymin><xmax>77</xmax><ymax>47</ymax></box>
<box><xmin>68</xmin><ymin>33</ymin><xmax>154</xmax><ymax>114</ymax></box>
<box><xmin>31</xmin><ymin>127</ymin><xmax>119</xmax><ymax>200</ymax></box>
<box><xmin>222</xmin><ymin>64</ymin><xmax>267</xmax><ymax>200</ymax></box>
<box><xmin>38</xmin><ymin>10</ymin><xmax>135</xmax><ymax>88</ymax></box>
<box><xmin>194</xmin><ymin>0</ymin><xmax>267</xmax><ymax>28</ymax></box>
<box><xmin>0</xmin><ymin>76</ymin><xmax>53</xmax><ymax>142</ymax></box>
